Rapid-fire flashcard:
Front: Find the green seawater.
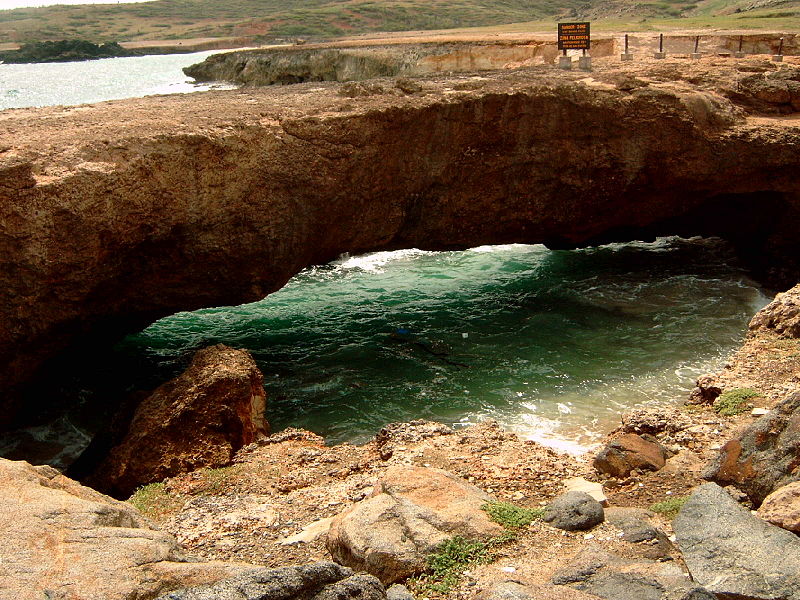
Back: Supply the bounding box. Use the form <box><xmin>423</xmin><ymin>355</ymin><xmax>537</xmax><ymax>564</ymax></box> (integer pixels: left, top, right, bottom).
<box><xmin>118</xmin><ymin>236</ymin><xmax>768</xmax><ymax>452</ymax></box>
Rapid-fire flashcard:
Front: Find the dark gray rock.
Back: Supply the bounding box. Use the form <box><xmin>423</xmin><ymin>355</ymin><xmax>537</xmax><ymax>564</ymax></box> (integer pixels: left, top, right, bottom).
<box><xmin>477</xmin><ymin>581</ymin><xmax>535</xmax><ymax>600</ymax></box>
<box><xmin>703</xmin><ymin>391</ymin><xmax>800</xmax><ymax>505</ymax></box>
<box><xmin>576</xmin><ymin>571</ymin><xmax>664</xmax><ymax>600</ymax></box>
<box><xmin>543</xmin><ymin>491</ymin><xmax>604</xmax><ymax>531</ymax></box>
<box><xmin>604</xmin><ymin>507</ymin><xmax>659</xmax><ymax>543</ymax></box>
<box><xmin>156</xmin><ymin>562</ymin><xmax>386</xmax><ymax>600</ymax></box>
<box><xmin>674</xmin><ymin>483</ymin><xmax>800</xmax><ymax>600</ymax></box>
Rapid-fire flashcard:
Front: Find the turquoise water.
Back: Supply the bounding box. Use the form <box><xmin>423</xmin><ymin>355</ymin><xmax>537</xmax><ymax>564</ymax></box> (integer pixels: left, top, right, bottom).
<box><xmin>0</xmin><ymin>49</ymin><xmax>234</xmax><ymax>110</ymax></box>
<box><xmin>119</xmin><ymin>237</ymin><xmax>768</xmax><ymax>452</ymax></box>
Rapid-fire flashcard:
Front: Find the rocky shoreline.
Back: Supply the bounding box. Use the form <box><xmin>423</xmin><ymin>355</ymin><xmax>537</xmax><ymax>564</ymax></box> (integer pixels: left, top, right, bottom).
<box><xmin>2</xmin><ymin>285</ymin><xmax>799</xmax><ymax>600</ymax></box>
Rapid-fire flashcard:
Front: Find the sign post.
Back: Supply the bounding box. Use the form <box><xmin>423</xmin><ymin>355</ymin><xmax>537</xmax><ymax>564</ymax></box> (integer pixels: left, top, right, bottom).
<box><xmin>621</xmin><ymin>33</ymin><xmax>633</xmax><ymax>61</ymax></box>
<box><xmin>773</xmin><ymin>36</ymin><xmax>784</xmax><ymax>62</ymax></box>
<box><xmin>557</xmin><ymin>22</ymin><xmax>591</xmax><ymax>70</ymax></box>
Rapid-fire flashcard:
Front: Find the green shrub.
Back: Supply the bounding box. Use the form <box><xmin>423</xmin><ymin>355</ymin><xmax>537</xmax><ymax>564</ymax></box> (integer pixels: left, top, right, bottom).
<box><xmin>714</xmin><ymin>388</ymin><xmax>760</xmax><ymax>416</ymax></box>
<box><xmin>415</xmin><ymin>536</ymin><xmax>492</xmax><ymax>594</ymax></box>
<box><xmin>482</xmin><ymin>501</ymin><xmax>544</xmax><ymax>530</ymax></box>
<box><xmin>650</xmin><ymin>496</ymin><xmax>688</xmax><ymax>519</ymax></box>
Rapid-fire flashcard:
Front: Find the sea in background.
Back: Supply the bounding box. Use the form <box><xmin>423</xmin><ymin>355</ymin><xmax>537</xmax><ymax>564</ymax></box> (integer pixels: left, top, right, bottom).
<box><xmin>0</xmin><ymin>49</ymin><xmax>233</xmax><ymax>110</ymax></box>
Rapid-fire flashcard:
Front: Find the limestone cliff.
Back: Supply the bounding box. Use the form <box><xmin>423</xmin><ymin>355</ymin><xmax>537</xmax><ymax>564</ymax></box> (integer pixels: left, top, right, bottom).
<box><xmin>2</xmin><ymin>60</ymin><xmax>800</xmax><ymax>426</ymax></box>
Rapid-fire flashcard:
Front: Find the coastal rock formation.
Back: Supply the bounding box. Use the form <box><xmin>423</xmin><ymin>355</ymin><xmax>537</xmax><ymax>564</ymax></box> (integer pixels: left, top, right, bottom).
<box><xmin>674</xmin><ymin>483</ymin><xmax>800</xmax><ymax>600</ymax></box>
<box><xmin>703</xmin><ymin>391</ymin><xmax>800</xmax><ymax>505</ymax></box>
<box><xmin>155</xmin><ymin>562</ymin><xmax>387</xmax><ymax>600</ymax></box>
<box><xmin>183</xmin><ymin>41</ymin><xmax>615</xmax><ymax>86</ymax></box>
<box><xmin>3</xmin><ymin>62</ymin><xmax>800</xmax><ymax>424</ymax></box>
<box><xmin>749</xmin><ymin>283</ymin><xmax>800</xmax><ymax>338</ymax></box>
<box><xmin>326</xmin><ymin>465</ymin><xmax>504</xmax><ymax>583</ymax></box>
<box><xmin>592</xmin><ymin>433</ymin><xmax>667</xmax><ymax>478</ymax></box>
<box><xmin>0</xmin><ymin>458</ymin><xmax>251</xmax><ymax>600</ymax></box>
<box><xmin>87</xmin><ymin>345</ymin><xmax>268</xmax><ymax>498</ymax></box>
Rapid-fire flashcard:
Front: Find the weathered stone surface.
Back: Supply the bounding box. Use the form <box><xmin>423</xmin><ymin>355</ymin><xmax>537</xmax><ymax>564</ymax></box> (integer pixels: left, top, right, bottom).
<box><xmin>703</xmin><ymin>391</ymin><xmax>800</xmax><ymax>505</ymax></box>
<box><xmin>3</xmin><ymin>64</ymin><xmax>800</xmax><ymax>428</ymax></box>
<box><xmin>674</xmin><ymin>482</ymin><xmax>800</xmax><ymax>600</ymax></box>
<box><xmin>592</xmin><ymin>433</ymin><xmax>667</xmax><ymax>478</ymax></box>
<box><xmin>551</xmin><ymin>546</ymin><xmax>713</xmax><ymax>600</ymax></box>
<box><xmin>757</xmin><ymin>481</ymin><xmax>800</xmax><ymax>532</ymax></box>
<box><xmin>0</xmin><ymin>458</ymin><xmax>250</xmax><ymax>600</ymax></box>
<box><xmin>749</xmin><ymin>283</ymin><xmax>800</xmax><ymax>338</ymax></box>
<box><xmin>385</xmin><ymin>584</ymin><xmax>414</xmax><ymax>600</ymax></box>
<box><xmin>686</xmin><ymin>374</ymin><xmax>722</xmax><ymax>405</ymax></box>
<box><xmin>326</xmin><ymin>465</ymin><xmax>504</xmax><ymax>584</ymax></box>
<box><xmin>87</xmin><ymin>345</ymin><xmax>268</xmax><ymax>498</ymax></box>
<box><xmin>542</xmin><ymin>491</ymin><xmax>604</xmax><ymax>531</ymax></box>
<box><xmin>156</xmin><ymin>562</ymin><xmax>386</xmax><ymax>600</ymax></box>
<box><xmin>563</xmin><ymin>477</ymin><xmax>607</xmax><ymax>506</ymax></box>
<box><xmin>477</xmin><ymin>580</ymin><xmax>598</xmax><ymax>600</ymax></box>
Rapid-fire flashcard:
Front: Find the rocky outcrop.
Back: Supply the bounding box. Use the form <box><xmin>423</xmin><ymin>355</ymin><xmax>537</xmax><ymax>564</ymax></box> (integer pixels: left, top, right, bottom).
<box><xmin>757</xmin><ymin>481</ymin><xmax>800</xmax><ymax>532</ymax></box>
<box><xmin>183</xmin><ymin>40</ymin><xmax>616</xmax><ymax>86</ymax></box>
<box><xmin>674</xmin><ymin>482</ymin><xmax>800</xmax><ymax>600</ymax></box>
<box><xmin>0</xmin><ymin>458</ymin><xmax>251</xmax><ymax>600</ymax></box>
<box><xmin>155</xmin><ymin>562</ymin><xmax>386</xmax><ymax>600</ymax></box>
<box><xmin>86</xmin><ymin>345</ymin><xmax>268</xmax><ymax>498</ymax></box>
<box><xmin>551</xmin><ymin>546</ymin><xmax>713</xmax><ymax>600</ymax></box>
<box><xmin>326</xmin><ymin>465</ymin><xmax>504</xmax><ymax>584</ymax></box>
<box><xmin>749</xmin><ymin>283</ymin><xmax>800</xmax><ymax>338</ymax></box>
<box><xmin>3</xmin><ymin>63</ymin><xmax>800</xmax><ymax>425</ymax></box>
<box><xmin>592</xmin><ymin>433</ymin><xmax>667</xmax><ymax>478</ymax></box>
<box><xmin>702</xmin><ymin>391</ymin><xmax>800</xmax><ymax>505</ymax></box>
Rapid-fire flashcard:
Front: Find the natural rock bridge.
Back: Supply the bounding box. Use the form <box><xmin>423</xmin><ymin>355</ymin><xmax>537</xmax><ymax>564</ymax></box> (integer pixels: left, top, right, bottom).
<box><xmin>2</xmin><ymin>60</ymin><xmax>800</xmax><ymax>426</ymax></box>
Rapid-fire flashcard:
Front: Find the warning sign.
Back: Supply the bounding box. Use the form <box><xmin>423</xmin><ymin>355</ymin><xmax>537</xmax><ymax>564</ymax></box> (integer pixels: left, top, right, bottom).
<box><xmin>558</xmin><ymin>22</ymin><xmax>591</xmax><ymax>51</ymax></box>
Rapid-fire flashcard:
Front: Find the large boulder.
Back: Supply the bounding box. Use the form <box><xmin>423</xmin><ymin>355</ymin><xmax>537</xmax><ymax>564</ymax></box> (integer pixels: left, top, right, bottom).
<box><xmin>0</xmin><ymin>458</ymin><xmax>250</xmax><ymax>600</ymax></box>
<box><xmin>748</xmin><ymin>284</ymin><xmax>800</xmax><ymax>338</ymax></box>
<box><xmin>702</xmin><ymin>391</ymin><xmax>800</xmax><ymax>505</ymax></box>
<box><xmin>155</xmin><ymin>562</ymin><xmax>386</xmax><ymax>600</ymax></box>
<box><xmin>674</xmin><ymin>483</ymin><xmax>800</xmax><ymax>600</ymax></box>
<box><xmin>326</xmin><ymin>466</ymin><xmax>505</xmax><ymax>584</ymax></box>
<box><xmin>757</xmin><ymin>481</ymin><xmax>800</xmax><ymax>532</ymax></box>
<box><xmin>592</xmin><ymin>433</ymin><xmax>667</xmax><ymax>478</ymax></box>
<box><xmin>88</xmin><ymin>345</ymin><xmax>269</xmax><ymax>498</ymax></box>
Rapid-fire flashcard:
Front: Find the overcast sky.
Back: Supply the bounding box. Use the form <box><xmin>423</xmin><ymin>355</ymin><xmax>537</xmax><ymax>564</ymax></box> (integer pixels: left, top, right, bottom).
<box><xmin>0</xmin><ymin>0</ymin><xmax>155</xmax><ymax>9</ymax></box>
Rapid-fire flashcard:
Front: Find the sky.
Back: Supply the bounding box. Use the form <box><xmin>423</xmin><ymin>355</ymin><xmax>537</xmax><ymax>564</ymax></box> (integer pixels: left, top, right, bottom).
<box><xmin>0</xmin><ymin>0</ymin><xmax>155</xmax><ymax>9</ymax></box>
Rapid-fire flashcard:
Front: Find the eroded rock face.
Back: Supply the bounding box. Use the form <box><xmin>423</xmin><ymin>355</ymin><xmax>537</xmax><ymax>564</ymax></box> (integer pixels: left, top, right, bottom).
<box><xmin>592</xmin><ymin>433</ymin><xmax>667</xmax><ymax>478</ymax></box>
<box><xmin>87</xmin><ymin>345</ymin><xmax>268</xmax><ymax>498</ymax></box>
<box><xmin>0</xmin><ymin>458</ymin><xmax>250</xmax><ymax>600</ymax></box>
<box><xmin>155</xmin><ymin>562</ymin><xmax>386</xmax><ymax>600</ymax></box>
<box><xmin>674</xmin><ymin>483</ymin><xmax>800</xmax><ymax>600</ymax></box>
<box><xmin>3</xmin><ymin>66</ymin><xmax>800</xmax><ymax>425</ymax></box>
<box><xmin>749</xmin><ymin>283</ymin><xmax>800</xmax><ymax>338</ymax></box>
<box><xmin>326</xmin><ymin>465</ymin><xmax>504</xmax><ymax>584</ymax></box>
<box><xmin>702</xmin><ymin>391</ymin><xmax>800</xmax><ymax>505</ymax></box>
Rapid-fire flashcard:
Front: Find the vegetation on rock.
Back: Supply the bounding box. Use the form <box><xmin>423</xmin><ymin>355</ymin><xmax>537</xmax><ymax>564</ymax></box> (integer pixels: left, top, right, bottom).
<box><xmin>0</xmin><ymin>39</ymin><xmax>132</xmax><ymax>63</ymax></box>
<box><xmin>650</xmin><ymin>495</ymin><xmax>689</xmax><ymax>519</ymax></box>
<box><xmin>127</xmin><ymin>482</ymin><xmax>181</xmax><ymax>520</ymax></box>
<box><xmin>713</xmin><ymin>388</ymin><xmax>760</xmax><ymax>416</ymax></box>
<box><xmin>412</xmin><ymin>536</ymin><xmax>495</xmax><ymax>594</ymax></box>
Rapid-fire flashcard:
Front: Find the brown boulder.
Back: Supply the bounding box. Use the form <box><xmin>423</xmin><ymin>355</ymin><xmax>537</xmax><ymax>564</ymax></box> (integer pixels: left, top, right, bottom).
<box><xmin>686</xmin><ymin>374</ymin><xmax>722</xmax><ymax>406</ymax></box>
<box><xmin>0</xmin><ymin>458</ymin><xmax>250</xmax><ymax>600</ymax></box>
<box><xmin>757</xmin><ymin>481</ymin><xmax>800</xmax><ymax>532</ymax></box>
<box><xmin>326</xmin><ymin>466</ymin><xmax>504</xmax><ymax>584</ymax></box>
<box><xmin>748</xmin><ymin>284</ymin><xmax>800</xmax><ymax>338</ymax></box>
<box><xmin>89</xmin><ymin>345</ymin><xmax>268</xmax><ymax>498</ymax></box>
<box><xmin>592</xmin><ymin>433</ymin><xmax>667</xmax><ymax>478</ymax></box>
<box><xmin>703</xmin><ymin>391</ymin><xmax>800</xmax><ymax>505</ymax></box>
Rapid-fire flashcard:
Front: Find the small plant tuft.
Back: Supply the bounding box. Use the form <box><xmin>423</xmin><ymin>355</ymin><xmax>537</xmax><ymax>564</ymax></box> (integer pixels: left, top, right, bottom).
<box><xmin>482</xmin><ymin>501</ymin><xmax>544</xmax><ymax>530</ymax></box>
<box><xmin>412</xmin><ymin>536</ymin><xmax>492</xmax><ymax>594</ymax></box>
<box><xmin>650</xmin><ymin>496</ymin><xmax>688</xmax><ymax>519</ymax></box>
<box><xmin>128</xmin><ymin>482</ymin><xmax>180</xmax><ymax>521</ymax></box>
<box><xmin>714</xmin><ymin>388</ymin><xmax>760</xmax><ymax>416</ymax></box>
